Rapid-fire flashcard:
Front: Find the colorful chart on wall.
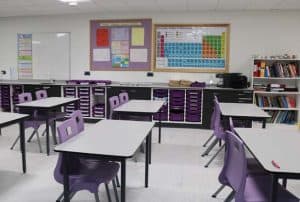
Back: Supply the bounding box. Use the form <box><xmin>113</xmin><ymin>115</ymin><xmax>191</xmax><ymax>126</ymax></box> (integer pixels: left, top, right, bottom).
<box><xmin>154</xmin><ymin>24</ymin><xmax>230</xmax><ymax>73</ymax></box>
<box><xmin>90</xmin><ymin>19</ymin><xmax>152</xmax><ymax>71</ymax></box>
<box><xmin>18</xmin><ymin>34</ymin><xmax>33</xmax><ymax>79</ymax></box>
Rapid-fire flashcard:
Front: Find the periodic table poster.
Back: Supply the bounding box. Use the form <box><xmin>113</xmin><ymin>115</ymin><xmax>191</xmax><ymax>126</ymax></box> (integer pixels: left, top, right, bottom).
<box><xmin>154</xmin><ymin>24</ymin><xmax>230</xmax><ymax>73</ymax></box>
<box><xmin>90</xmin><ymin>19</ymin><xmax>152</xmax><ymax>71</ymax></box>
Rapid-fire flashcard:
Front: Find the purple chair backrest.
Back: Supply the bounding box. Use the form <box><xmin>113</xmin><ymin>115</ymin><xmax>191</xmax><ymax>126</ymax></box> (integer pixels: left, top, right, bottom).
<box><xmin>109</xmin><ymin>96</ymin><xmax>120</xmax><ymax>119</ymax></box>
<box><xmin>119</xmin><ymin>92</ymin><xmax>129</xmax><ymax>105</ymax></box>
<box><xmin>221</xmin><ymin>131</ymin><xmax>247</xmax><ymax>201</ymax></box>
<box><xmin>213</xmin><ymin>96</ymin><xmax>225</xmax><ymax>140</ymax></box>
<box><xmin>70</xmin><ymin>110</ymin><xmax>84</xmax><ymax>133</ymax></box>
<box><xmin>35</xmin><ymin>90</ymin><xmax>48</xmax><ymax>100</ymax></box>
<box><xmin>54</xmin><ymin>118</ymin><xmax>80</xmax><ymax>183</ymax></box>
<box><xmin>229</xmin><ymin>117</ymin><xmax>235</xmax><ymax>132</ymax></box>
<box><xmin>18</xmin><ymin>92</ymin><xmax>33</xmax><ymax>103</ymax></box>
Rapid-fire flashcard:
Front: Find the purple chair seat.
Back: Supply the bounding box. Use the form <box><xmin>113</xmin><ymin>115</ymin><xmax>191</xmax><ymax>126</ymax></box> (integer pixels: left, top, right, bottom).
<box><xmin>244</xmin><ymin>175</ymin><xmax>299</xmax><ymax>202</ymax></box>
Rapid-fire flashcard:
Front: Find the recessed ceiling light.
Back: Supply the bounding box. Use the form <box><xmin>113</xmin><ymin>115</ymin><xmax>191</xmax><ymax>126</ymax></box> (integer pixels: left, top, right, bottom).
<box><xmin>58</xmin><ymin>0</ymin><xmax>90</xmax><ymax>6</ymax></box>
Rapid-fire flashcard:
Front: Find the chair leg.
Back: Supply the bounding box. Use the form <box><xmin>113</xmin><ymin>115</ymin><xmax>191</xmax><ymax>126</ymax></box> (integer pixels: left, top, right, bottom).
<box><xmin>27</xmin><ymin>130</ymin><xmax>36</xmax><ymax>143</ymax></box>
<box><xmin>116</xmin><ymin>175</ymin><xmax>120</xmax><ymax>187</ymax></box>
<box><xmin>203</xmin><ymin>134</ymin><xmax>214</xmax><ymax>147</ymax></box>
<box><xmin>56</xmin><ymin>191</ymin><xmax>76</xmax><ymax>202</ymax></box>
<box><xmin>204</xmin><ymin>144</ymin><xmax>225</xmax><ymax>168</ymax></box>
<box><xmin>224</xmin><ymin>190</ymin><xmax>235</xmax><ymax>202</ymax></box>
<box><xmin>10</xmin><ymin>135</ymin><xmax>20</xmax><ymax>150</ymax></box>
<box><xmin>105</xmin><ymin>183</ymin><xmax>112</xmax><ymax>202</ymax></box>
<box><xmin>51</xmin><ymin>121</ymin><xmax>58</xmax><ymax>145</ymax></box>
<box><xmin>212</xmin><ymin>184</ymin><xmax>226</xmax><ymax>198</ymax></box>
<box><xmin>112</xmin><ymin>179</ymin><xmax>119</xmax><ymax>202</ymax></box>
<box><xmin>201</xmin><ymin>138</ymin><xmax>218</xmax><ymax>157</ymax></box>
<box><xmin>94</xmin><ymin>192</ymin><xmax>100</xmax><ymax>202</ymax></box>
<box><xmin>35</xmin><ymin>130</ymin><xmax>43</xmax><ymax>153</ymax></box>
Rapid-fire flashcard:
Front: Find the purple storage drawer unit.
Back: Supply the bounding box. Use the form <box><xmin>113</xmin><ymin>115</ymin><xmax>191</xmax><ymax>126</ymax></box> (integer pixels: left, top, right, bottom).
<box><xmin>185</xmin><ymin>90</ymin><xmax>202</xmax><ymax>123</ymax></box>
<box><xmin>92</xmin><ymin>87</ymin><xmax>106</xmax><ymax>118</ymax></box>
<box><xmin>153</xmin><ymin>89</ymin><xmax>168</xmax><ymax>121</ymax></box>
<box><xmin>63</xmin><ymin>86</ymin><xmax>77</xmax><ymax>116</ymax></box>
<box><xmin>1</xmin><ymin>85</ymin><xmax>11</xmax><ymax>112</ymax></box>
<box><xmin>78</xmin><ymin>87</ymin><xmax>90</xmax><ymax>117</ymax></box>
<box><xmin>92</xmin><ymin>103</ymin><xmax>105</xmax><ymax>118</ymax></box>
<box><xmin>12</xmin><ymin>85</ymin><xmax>23</xmax><ymax>112</ymax></box>
<box><xmin>169</xmin><ymin>89</ymin><xmax>185</xmax><ymax>122</ymax></box>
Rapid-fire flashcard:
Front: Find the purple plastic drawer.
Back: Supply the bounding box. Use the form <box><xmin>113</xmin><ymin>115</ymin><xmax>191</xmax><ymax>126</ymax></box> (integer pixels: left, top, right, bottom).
<box><xmin>185</xmin><ymin>114</ymin><xmax>201</xmax><ymax>122</ymax></box>
<box><xmin>169</xmin><ymin>113</ymin><xmax>184</xmax><ymax>121</ymax></box>
<box><xmin>153</xmin><ymin>113</ymin><xmax>168</xmax><ymax>121</ymax></box>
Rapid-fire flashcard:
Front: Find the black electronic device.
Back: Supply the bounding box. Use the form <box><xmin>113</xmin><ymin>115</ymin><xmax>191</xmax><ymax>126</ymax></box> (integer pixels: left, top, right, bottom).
<box><xmin>216</xmin><ymin>73</ymin><xmax>248</xmax><ymax>89</ymax></box>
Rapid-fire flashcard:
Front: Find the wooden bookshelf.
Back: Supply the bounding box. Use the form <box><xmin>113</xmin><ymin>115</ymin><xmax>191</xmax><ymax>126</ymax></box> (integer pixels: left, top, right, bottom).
<box><xmin>252</xmin><ymin>58</ymin><xmax>300</xmax><ymax>124</ymax></box>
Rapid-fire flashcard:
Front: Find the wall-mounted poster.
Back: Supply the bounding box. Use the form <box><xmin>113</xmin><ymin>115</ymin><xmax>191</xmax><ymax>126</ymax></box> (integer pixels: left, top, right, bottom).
<box><xmin>18</xmin><ymin>34</ymin><xmax>33</xmax><ymax>79</ymax></box>
<box><xmin>154</xmin><ymin>24</ymin><xmax>230</xmax><ymax>73</ymax></box>
<box><xmin>90</xmin><ymin>19</ymin><xmax>152</xmax><ymax>71</ymax></box>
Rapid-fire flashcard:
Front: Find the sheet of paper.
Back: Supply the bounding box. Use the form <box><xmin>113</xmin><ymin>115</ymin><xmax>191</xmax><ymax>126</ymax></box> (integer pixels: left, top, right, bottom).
<box><xmin>96</xmin><ymin>28</ymin><xmax>109</xmax><ymax>47</ymax></box>
<box><xmin>131</xmin><ymin>27</ymin><xmax>144</xmax><ymax>46</ymax></box>
<box><xmin>111</xmin><ymin>28</ymin><xmax>129</xmax><ymax>41</ymax></box>
<box><xmin>93</xmin><ymin>48</ymin><xmax>110</xmax><ymax>62</ymax></box>
<box><xmin>111</xmin><ymin>41</ymin><xmax>129</xmax><ymax>55</ymax></box>
<box><xmin>130</xmin><ymin>48</ymin><xmax>148</xmax><ymax>62</ymax></box>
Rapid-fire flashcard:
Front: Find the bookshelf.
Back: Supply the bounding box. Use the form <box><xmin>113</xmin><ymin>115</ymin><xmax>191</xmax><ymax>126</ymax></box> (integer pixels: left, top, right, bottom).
<box><xmin>252</xmin><ymin>59</ymin><xmax>300</xmax><ymax>124</ymax></box>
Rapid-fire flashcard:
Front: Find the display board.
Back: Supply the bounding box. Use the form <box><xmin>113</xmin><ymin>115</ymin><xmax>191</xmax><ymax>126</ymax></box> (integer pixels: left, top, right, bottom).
<box><xmin>18</xmin><ymin>32</ymin><xmax>70</xmax><ymax>80</ymax></box>
<box><xmin>90</xmin><ymin>19</ymin><xmax>152</xmax><ymax>71</ymax></box>
<box><xmin>154</xmin><ymin>24</ymin><xmax>230</xmax><ymax>73</ymax></box>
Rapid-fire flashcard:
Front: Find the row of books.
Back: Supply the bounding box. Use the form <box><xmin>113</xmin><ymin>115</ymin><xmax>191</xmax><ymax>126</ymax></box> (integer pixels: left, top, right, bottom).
<box><xmin>253</xmin><ymin>62</ymin><xmax>299</xmax><ymax>78</ymax></box>
<box><xmin>267</xmin><ymin>111</ymin><xmax>297</xmax><ymax>124</ymax></box>
<box><xmin>256</xmin><ymin>95</ymin><xmax>296</xmax><ymax>108</ymax></box>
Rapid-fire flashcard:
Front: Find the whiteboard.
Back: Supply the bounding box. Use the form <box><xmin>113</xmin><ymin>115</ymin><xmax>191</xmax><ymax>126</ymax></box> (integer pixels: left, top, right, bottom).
<box><xmin>32</xmin><ymin>32</ymin><xmax>70</xmax><ymax>80</ymax></box>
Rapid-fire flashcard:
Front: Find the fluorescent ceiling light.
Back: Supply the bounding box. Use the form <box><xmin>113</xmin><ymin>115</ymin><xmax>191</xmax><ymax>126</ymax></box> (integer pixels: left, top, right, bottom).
<box><xmin>58</xmin><ymin>0</ymin><xmax>90</xmax><ymax>6</ymax></box>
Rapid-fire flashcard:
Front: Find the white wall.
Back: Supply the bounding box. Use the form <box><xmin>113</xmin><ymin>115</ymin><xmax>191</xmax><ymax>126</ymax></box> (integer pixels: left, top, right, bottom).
<box><xmin>0</xmin><ymin>10</ymin><xmax>300</xmax><ymax>83</ymax></box>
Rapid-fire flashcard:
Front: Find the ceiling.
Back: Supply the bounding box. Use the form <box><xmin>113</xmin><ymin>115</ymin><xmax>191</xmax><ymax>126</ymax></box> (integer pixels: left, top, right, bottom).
<box><xmin>0</xmin><ymin>0</ymin><xmax>300</xmax><ymax>17</ymax></box>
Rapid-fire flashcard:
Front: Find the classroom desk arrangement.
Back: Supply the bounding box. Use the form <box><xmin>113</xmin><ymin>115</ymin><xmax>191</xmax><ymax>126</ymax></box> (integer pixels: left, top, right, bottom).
<box><xmin>0</xmin><ymin>112</ymin><xmax>29</xmax><ymax>173</ymax></box>
<box><xmin>55</xmin><ymin>119</ymin><xmax>154</xmax><ymax>202</ymax></box>
<box><xmin>16</xmin><ymin>97</ymin><xmax>80</xmax><ymax>155</ymax></box>
<box><xmin>235</xmin><ymin>127</ymin><xmax>300</xmax><ymax>202</ymax></box>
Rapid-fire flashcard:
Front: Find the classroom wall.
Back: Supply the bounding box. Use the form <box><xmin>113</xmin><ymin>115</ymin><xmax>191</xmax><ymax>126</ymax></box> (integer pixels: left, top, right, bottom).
<box><xmin>0</xmin><ymin>10</ymin><xmax>300</xmax><ymax>83</ymax></box>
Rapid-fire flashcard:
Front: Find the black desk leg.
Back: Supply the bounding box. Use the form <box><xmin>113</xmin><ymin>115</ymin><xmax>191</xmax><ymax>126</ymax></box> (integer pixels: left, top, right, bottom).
<box><xmin>121</xmin><ymin>159</ymin><xmax>126</xmax><ymax>202</ymax></box>
<box><xmin>149</xmin><ymin>131</ymin><xmax>152</xmax><ymax>164</ymax></box>
<box><xmin>19</xmin><ymin>121</ymin><xmax>26</xmax><ymax>173</ymax></box>
<box><xmin>46</xmin><ymin>111</ymin><xmax>50</xmax><ymax>156</ymax></box>
<box><xmin>282</xmin><ymin>178</ymin><xmax>287</xmax><ymax>189</ymax></box>
<box><xmin>63</xmin><ymin>153</ymin><xmax>70</xmax><ymax>202</ymax></box>
<box><xmin>145</xmin><ymin>135</ymin><xmax>150</xmax><ymax>188</ymax></box>
<box><xmin>158</xmin><ymin>109</ymin><xmax>162</xmax><ymax>144</ymax></box>
<box><xmin>262</xmin><ymin>119</ymin><xmax>266</xmax><ymax>129</ymax></box>
<box><xmin>271</xmin><ymin>175</ymin><xmax>278</xmax><ymax>202</ymax></box>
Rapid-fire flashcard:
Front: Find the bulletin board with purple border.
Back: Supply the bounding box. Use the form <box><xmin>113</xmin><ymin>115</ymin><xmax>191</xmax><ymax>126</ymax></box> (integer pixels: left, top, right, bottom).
<box><xmin>90</xmin><ymin>19</ymin><xmax>152</xmax><ymax>71</ymax></box>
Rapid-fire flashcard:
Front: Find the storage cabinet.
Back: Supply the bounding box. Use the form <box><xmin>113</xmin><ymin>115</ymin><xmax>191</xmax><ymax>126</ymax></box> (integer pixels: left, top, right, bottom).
<box><xmin>63</xmin><ymin>86</ymin><xmax>77</xmax><ymax>116</ymax></box>
<box><xmin>202</xmin><ymin>89</ymin><xmax>253</xmax><ymax>129</ymax></box>
<box><xmin>92</xmin><ymin>87</ymin><xmax>106</xmax><ymax>118</ymax></box>
<box><xmin>0</xmin><ymin>85</ymin><xmax>11</xmax><ymax>112</ymax></box>
<box><xmin>77</xmin><ymin>87</ymin><xmax>91</xmax><ymax>117</ymax></box>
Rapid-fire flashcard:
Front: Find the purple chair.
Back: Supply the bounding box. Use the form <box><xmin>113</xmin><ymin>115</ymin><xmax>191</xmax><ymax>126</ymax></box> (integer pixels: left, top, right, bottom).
<box><xmin>202</xmin><ymin>100</ymin><xmax>217</xmax><ymax>147</ymax></box>
<box><xmin>212</xmin><ymin>117</ymin><xmax>265</xmax><ymax>198</ymax></box>
<box><xmin>11</xmin><ymin>93</ymin><xmax>43</xmax><ymax>152</ymax></box>
<box><xmin>70</xmin><ymin>110</ymin><xmax>84</xmax><ymax>133</ymax></box>
<box><xmin>54</xmin><ymin>118</ymin><xmax>119</xmax><ymax>202</ymax></box>
<box><xmin>218</xmin><ymin>131</ymin><xmax>299</xmax><ymax>202</ymax></box>
<box><xmin>201</xmin><ymin>96</ymin><xmax>226</xmax><ymax>168</ymax></box>
<box><xmin>35</xmin><ymin>90</ymin><xmax>48</xmax><ymax>99</ymax></box>
<box><xmin>118</xmin><ymin>92</ymin><xmax>129</xmax><ymax>105</ymax></box>
<box><xmin>109</xmin><ymin>96</ymin><xmax>120</xmax><ymax>120</ymax></box>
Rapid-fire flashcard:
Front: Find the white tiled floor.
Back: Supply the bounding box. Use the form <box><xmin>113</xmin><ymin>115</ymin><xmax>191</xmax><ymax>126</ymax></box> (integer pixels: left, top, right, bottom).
<box><xmin>0</xmin><ymin>123</ymin><xmax>299</xmax><ymax>202</ymax></box>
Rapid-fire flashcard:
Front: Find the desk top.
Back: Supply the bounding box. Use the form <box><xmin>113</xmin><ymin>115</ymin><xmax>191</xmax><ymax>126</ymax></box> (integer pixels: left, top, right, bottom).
<box><xmin>16</xmin><ymin>97</ymin><xmax>79</xmax><ymax>109</ymax></box>
<box><xmin>219</xmin><ymin>102</ymin><xmax>270</xmax><ymax>118</ymax></box>
<box><xmin>113</xmin><ymin>100</ymin><xmax>165</xmax><ymax>113</ymax></box>
<box><xmin>235</xmin><ymin>127</ymin><xmax>300</xmax><ymax>174</ymax></box>
<box><xmin>55</xmin><ymin>120</ymin><xmax>155</xmax><ymax>158</ymax></box>
<box><xmin>0</xmin><ymin>112</ymin><xmax>29</xmax><ymax>126</ymax></box>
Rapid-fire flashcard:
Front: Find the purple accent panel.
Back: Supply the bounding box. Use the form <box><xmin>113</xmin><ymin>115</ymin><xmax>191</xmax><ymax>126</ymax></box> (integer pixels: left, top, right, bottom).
<box><xmin>90</xmin><ymin>19</ymin><xmax>152</xmax><ymax>71</ymax></box>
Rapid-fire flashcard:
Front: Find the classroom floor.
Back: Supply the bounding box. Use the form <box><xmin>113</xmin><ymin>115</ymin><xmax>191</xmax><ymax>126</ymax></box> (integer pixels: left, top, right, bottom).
<box><xmin>0</xmin><ymin>123</ymin><xmax>299</xmax><ymax>202</ymax></box>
